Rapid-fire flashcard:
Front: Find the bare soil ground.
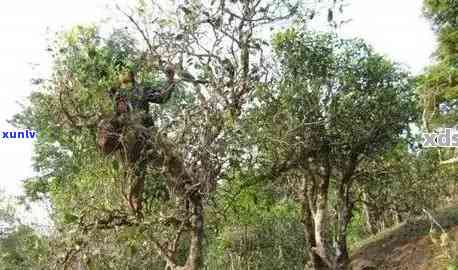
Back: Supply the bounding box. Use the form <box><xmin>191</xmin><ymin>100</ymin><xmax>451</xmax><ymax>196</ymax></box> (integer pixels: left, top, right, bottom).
<box><xmin>351</xmin><ymin>207</ymin><xmax>458</xmax><ymax>270</ymax></box>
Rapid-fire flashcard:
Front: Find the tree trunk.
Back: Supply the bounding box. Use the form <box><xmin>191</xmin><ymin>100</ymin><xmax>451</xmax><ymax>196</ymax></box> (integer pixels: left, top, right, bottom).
<box><xmin>185</xmin><ymin>194</ymin><xmax>204</xmax><ymax>270</ymax></box>
<box><xmin>170</xmin><ymin>195</ymin><xmax>204</xmax><ymax>270</ymax></box>
<box><xmin>300</xmin><ymin>176</ymin><xmax>333</xmax><ymax>270</ymax></box>
<box><xmin>335</xmin><ymin>187</ymin><xmax>352</xmax><ymax>270</ymax></box>
<box><xmin>361</xmin><ymin>191</ymin><xmax>377</xmax><ymax>235</ymax></box>
<box><xmin>164</xmin><ymin>194</ymin><xmax>204</xmax><ymax>270</ymax></box>
<box><xmin>300</xmin><ymin>172</ymin><xmax>355</xmax><ymax>270</ymax></box>
<box><xmin>313</xmin><ymin>173</ymin><xmax>335</xmax><ymax>269</ymax></box>
<box><xmin>302</xmin><ymin>195</ymin><xmax>330</xmax><ymax>270</ymax></box>
<box><xmin>334</xmin><ymin>166</ymin><xmax>357</xmax><ymax>270</ymax></box>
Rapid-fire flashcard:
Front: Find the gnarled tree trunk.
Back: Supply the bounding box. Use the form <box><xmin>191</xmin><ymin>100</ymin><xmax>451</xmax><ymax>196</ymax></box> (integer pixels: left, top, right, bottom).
<box><xmin>300</xmin><ymin>167</ymin><xmax>355</xmax><ymax>270</ymax></box>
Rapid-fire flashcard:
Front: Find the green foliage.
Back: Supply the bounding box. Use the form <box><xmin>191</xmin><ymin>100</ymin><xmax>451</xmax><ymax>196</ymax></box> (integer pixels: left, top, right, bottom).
<box><xmin>420</xmin><ymin>0</ymin><xmax>458</xmax><ymax>128</ymax></box>
<box><xmin>249</xmin><ymin>29</ymin><xmax>416</xmax><ymax>181</ymax></box>
<box><xmin>9</xmin><ymin>25</ymin><xmax>165</xmax><ymax>269</ymax></box>
<box><xmin>267</xmin><ymin>29</ymin><xmax>415</xmax><ymax>160</ymax></box>
<box><xmin>206</xmin><ymin>177</ymin><xmax>306</xmax><ymax>270</ymax></box>
<box><xmin>424</xmin><ymin>0</ymin><xmax>458</xmax><ymax>29</ymax></box>
<box><xmin>0</xmin><ymin>193</ymin><xmax>48</xmax><ymax>270</ymax></box>
<box><xmin>0</xmin><ymin>225</ymin><xmax>49</xmax><ymax>270</ymax></box>
<box><xmin>355</xmin><ymin>140</ymin><xmax>457</xmax><ymax>236</ymax></box>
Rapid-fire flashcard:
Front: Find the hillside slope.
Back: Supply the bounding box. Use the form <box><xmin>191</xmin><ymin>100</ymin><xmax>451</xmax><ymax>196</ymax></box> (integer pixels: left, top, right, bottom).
<box><xmin>351</xmin><ymin>207</ymin><xmax>458</xmax><ymax>270</ymax></box>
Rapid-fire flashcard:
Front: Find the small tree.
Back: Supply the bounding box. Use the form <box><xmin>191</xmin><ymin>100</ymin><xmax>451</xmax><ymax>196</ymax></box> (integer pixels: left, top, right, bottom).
<box><xmin>248</xmin><ymin>29</ymin><xmax>416</xmax><ymax>270</ymax></box>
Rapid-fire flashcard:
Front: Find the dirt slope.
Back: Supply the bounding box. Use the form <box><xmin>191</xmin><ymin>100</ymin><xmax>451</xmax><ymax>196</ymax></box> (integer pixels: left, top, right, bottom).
<box><xmin>351</xmin><ymin>207</ymin><xmax>458</xmax><ymax>270</ymax></box>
